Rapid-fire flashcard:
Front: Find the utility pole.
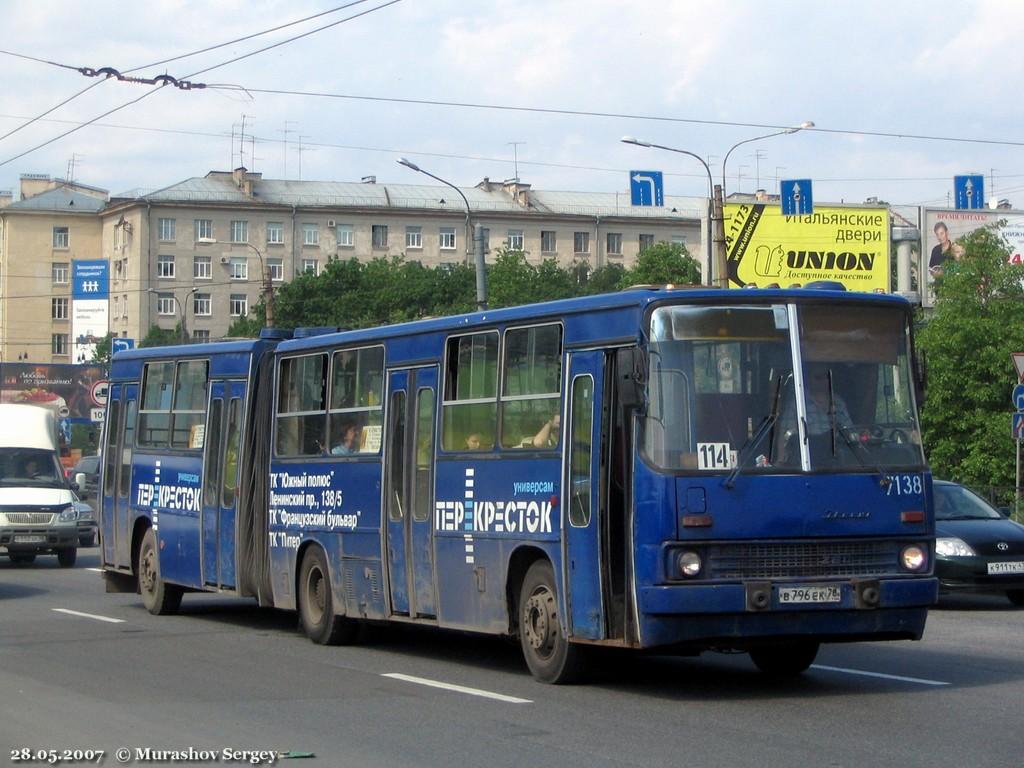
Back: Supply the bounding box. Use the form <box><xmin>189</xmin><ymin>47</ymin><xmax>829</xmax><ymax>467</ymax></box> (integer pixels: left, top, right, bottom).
<box><xmin>507</xmin><ymin>141</ymin><xmax>525</xmax><ymax>182</ymax></box>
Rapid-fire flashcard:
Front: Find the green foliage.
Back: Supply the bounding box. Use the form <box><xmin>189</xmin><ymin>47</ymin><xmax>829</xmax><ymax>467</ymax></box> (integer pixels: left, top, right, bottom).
<box><xmin>91</xmin><ymin>333</ymin><xmax>116</xmax><ymax>364</ymax></box>
<box><xmin>139</xmin><ymin>324</ymin><xmax>180</xmax><ymax>348</ymax></box>
<box><xmin>917</xmin><ymin>224</ymin><xmax>1024</xmax><ymax>487</ymax></box>
<box><xmin>583</xmin><ymin>263</ymin><xmax>627</xmax><ymax>295</ymax></box>
<box><xmin>617</xmin><ymin>242</ymin><xmax>701</xmax><ymax>288</ymax></box>
<box><xmin>487</xmin><ymin>249</ymin><xmax>577</xmax><ymax>308</ymax></box>
<box><xmin>225</xmin><ymin>315</ymin><xmax>262</xmax><ymax>338</ymax></box>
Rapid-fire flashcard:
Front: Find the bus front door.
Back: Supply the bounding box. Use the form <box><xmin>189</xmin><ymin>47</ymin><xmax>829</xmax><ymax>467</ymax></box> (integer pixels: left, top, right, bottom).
<box><xmin>384</xmin><ymin>366</ymin><xmax>438</xmax><ymax>619</ymax></box>
<box><xmin>201</xmin><ymin>381</ymin><xmax>245</xmax><ymax>589</ymax></box>
<box><xmin>563</xmin><ymin>351</ymin><xmax>607</xmax><ymax>639</ymax></box>
<box><xmin>101</xmin><ymin>383</ymin><xmax>137</xmax><ymax>570</ymax></box>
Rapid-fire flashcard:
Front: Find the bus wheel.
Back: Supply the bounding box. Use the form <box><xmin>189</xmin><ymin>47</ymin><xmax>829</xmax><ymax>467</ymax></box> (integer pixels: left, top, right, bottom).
<box><xmin>518</xmin><ymin>560</ymin><xmax>584</xmax><ymax>684</ymax></box>
<box><xmin>298</xmin><ymin>546</ymin><xmax>359</xmax><ymax>645</ymax></box>
<box><xmin>750</xmin><ymin>642</ymin><xmax>819</xmax><ymax>677</ymax></box>
<box><xmin>138</xmin><ymin>528</ymin><xmax>182</xmax><ymax>615</ymax></box>
<box><xmin>57</xmin><ymin>548</ymin><xmax>77</xmax><ymax>568</ymax></box>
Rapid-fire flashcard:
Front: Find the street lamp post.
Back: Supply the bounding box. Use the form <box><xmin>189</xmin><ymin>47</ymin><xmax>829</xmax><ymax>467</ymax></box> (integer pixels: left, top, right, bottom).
<box><xmin>148</xmin><ymin>288</ymin><xmax>196</xmax><ymax>343</ymax></box>
<box><xmin>197</xmin><ymin>239</ymin><xmax>274</xmax><ymax>328</ymax></box>
<box><xmin>397</xmin><ymin>157</ymin><xmax>487</xmax><ymax>311</ymax></box>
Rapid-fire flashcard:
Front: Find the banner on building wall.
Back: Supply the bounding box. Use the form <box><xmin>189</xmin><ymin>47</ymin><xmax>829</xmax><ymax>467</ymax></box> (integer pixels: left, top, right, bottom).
<box><xmin>724</xmin><ymin>203</ymin><xmax>890</xmax><ymax>292</ymax></box>
<box><xmin>921</xmin><ymin>208</ymin><xmax>1024</xmax><ymax>307</ymax></box>
<box><xmin>71</xmin><ymin>260</ymin><xmax>109</xmax><ymax>363</ymax></box>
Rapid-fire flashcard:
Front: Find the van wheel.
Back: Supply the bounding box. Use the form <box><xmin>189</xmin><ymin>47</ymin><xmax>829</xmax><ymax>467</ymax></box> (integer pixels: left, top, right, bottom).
<box><xmin>57</xmin><ymin>548</ymin><xmax>77</xmax><ymax>568</ymax></box>
<box><xmin>138</xmin><ymin>528</ymin><xmax>182</xmax><ymax>615</ymax></box>
<box><xmin>298</xmin><ymin>546</ymin><xmax>359</xmax><ymax>645</ymax></box>
<box><xmin>750</xmin><ymin>642</ymin><xmax>820</xmax><ymax>676</ymax></box>
<box><xmin>9</xmin><ymin>553</ymin><xmax>36</xmax><ymax>564</ymax></box>
<box><xmin>518</xmin><ymin>560</ymin><xmax>585</xmax><ymax>684</ymax></box>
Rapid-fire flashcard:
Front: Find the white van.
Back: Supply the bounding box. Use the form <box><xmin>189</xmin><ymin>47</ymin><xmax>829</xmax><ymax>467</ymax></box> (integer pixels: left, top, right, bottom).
<box><xmin>0</xmin><ymin>404</ymin><xmax>79</xmax><ymax>566</ymax></box>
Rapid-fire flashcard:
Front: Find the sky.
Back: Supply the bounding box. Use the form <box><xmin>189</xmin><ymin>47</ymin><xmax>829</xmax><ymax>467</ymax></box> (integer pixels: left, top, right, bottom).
<box><xmin>2</xmin><ymin>0</ymin><xmax>1023</xmax><ymax>209</ymax></box>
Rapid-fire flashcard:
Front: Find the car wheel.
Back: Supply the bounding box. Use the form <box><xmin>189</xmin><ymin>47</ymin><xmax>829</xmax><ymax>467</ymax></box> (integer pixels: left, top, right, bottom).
<box><xmin>9</xmin><ymin>553</ymin><xmax>36</xmax><ymax>564</ymax></box>
<box><xmin>1007</xmin><ymin>590</ymin><xmax>1024</xmax><ymax>607</ymax></box>
<box><xmin>57</xmin><ymin>548</ymin><xmax>77</xmax><ymax>568</ymax></box>
<box><xmin>518</xmin><ymin>560</ymin><xmax>585</xmax><ymax>684</ymax></box>
<box><xmin>750</xmin><ymin>642</ymin><xmax>820</xmax><ymax>677</ymax></box>
<box><xmin>298</xmin><ymin>546</ymin><xmax>359</xmax><ymax>645</ymax></box>
<box><xmin>137</xmin><ymin>528</ymin><xmax>182</xmax><ymax>615</ymax></box>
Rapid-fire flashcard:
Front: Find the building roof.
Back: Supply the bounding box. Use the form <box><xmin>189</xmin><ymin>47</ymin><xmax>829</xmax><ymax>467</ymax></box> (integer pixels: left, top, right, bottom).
<box><xmin>6</xmin><ymin>186</ymin><xmax>107</xmax><ymax>213</ymax></box>
<box><xmin>120</xmin><ymin>172</ymin><xmax>705</xmax><ymax>220</ymax></box>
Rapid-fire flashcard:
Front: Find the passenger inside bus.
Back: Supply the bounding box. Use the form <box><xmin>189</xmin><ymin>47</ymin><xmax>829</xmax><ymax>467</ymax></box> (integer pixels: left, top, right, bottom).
<box><xmin>531</xmin><ymin>412</ymin><xmax>560</xmax><ymax>448</ymax></box>
<box><xmin>331</xmin><ymin>421</ymin><xmax>362</xmax><ymax>455</ymax></box>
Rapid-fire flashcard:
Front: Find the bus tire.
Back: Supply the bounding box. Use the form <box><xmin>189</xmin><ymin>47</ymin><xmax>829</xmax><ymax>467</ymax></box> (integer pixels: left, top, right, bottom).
<box><xmin>138</xmin><ymin>528</ymin><xmax>182</xmax><ymax>615</ymax></box>
<box><xmin>518</xmin><ymin>560</ymin><xmax>584</xmax><ymax>684</ymax></box>
<box><xmin>57</xmin><ymin>547</ymin><xmax>77</xmax><ymax>568</ymax></box>
<box><xmin>298</xmin><ymin>546</ymin><xmax>358</xmax><ymax>645</ymax></box>
<box><xmin>750</xmin><ymin>641</ymin><xmax>819</xmax><ymax>677</ymax></box>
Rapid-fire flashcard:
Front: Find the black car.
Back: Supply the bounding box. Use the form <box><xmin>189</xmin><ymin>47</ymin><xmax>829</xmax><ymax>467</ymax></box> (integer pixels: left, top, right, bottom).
<box><xmin>70</xmin><ymin>454</ymin><xmax>100</xmax><ymax>500</ymax></box>
<box><xmin>934</xmin><ymin>480</ymin><xmax>1024</xmax><ymax>605</ymax></box>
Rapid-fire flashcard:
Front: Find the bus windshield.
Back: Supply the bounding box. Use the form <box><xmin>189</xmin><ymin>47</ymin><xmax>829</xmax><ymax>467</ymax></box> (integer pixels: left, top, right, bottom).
<box><xmin>642</xmin><ymin>301</ymin><xmax>924</xmax><ymax>473</ymax></box>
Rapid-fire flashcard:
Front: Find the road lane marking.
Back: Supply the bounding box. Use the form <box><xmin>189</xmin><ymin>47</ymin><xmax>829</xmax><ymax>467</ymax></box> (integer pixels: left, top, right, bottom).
<box><xmin>52</xmin><ymin>608</ymin><xmax>125</xmax><ymax>624</ymax></box>
<box><xmin>382</xmin><ymin>673</ymin><xmax>532</xmax><ymax>703</ymax></box>
<box><xmin>86</xmin><ymin>568</ymin><xmax>103</xmax><ymax>572</ymax></box>
<box><xmin>811</xmin><ymin>664</ymin><xmax>949</xmax><ymax>686</ymax></box>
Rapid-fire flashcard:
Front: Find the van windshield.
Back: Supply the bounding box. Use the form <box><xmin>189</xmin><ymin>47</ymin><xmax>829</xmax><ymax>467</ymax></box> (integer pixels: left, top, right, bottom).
<box><xmin>0</xmin><ymin>448</ymin><xmax>66</xmax><ymax>488</ymax></box>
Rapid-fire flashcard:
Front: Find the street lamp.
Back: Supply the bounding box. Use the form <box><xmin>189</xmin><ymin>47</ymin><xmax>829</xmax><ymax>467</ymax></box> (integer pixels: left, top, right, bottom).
<box><xmin>197</xmin><ymin>238</ymin><xmax>274</xmax><ymax>328</ymax></box>
<box><xmin>722</xmin><ymin>121</ymin><xmax>814</xmax><ymax>196</ymax></box>
<box><xmin>147</xmin><ymin>287</ymin><xmax>196</xmax><ymax>343</ymax></box>
<box><xmin>622</xmin><ymin>136</ymin><xmax>715</xmax><ymax>287</ymax></box>
<box><xmin>397</xmin><ymin>157</ymin><xmax>487</xmax><ymax>311</ymax></box>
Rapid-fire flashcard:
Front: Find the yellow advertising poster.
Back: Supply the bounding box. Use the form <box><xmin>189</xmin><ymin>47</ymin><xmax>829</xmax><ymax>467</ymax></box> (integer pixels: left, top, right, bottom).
<box><xmin>724</xmin><ymin>203</ymin><xmax>890</xmax><ymax>291</ymax></box>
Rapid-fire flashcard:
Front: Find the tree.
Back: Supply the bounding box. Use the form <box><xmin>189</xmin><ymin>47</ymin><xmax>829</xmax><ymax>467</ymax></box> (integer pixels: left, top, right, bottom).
<box><xmin>139</xmin><ymin>324</ymin><xmax>180</xmax><ymax>348</ymax></box>
<box><xmin>917</xmin><ymin>224</ymin><xmax>1024</xmax><ymax>489</ymax></box>
<box><xmin>618</xmin><ymin>242</ymin><xmax>701</xmax><ymax>288</ymax></box>
<box><xmin>91</xmin><ymin>333</ymin><xmax>116</xmax><ymax>364</ymax></box>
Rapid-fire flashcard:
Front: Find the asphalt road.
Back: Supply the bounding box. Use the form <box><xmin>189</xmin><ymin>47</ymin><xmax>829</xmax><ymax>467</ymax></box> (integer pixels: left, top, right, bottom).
<box><xmin>2</xmin><ymin>550</ymin><xmax>1022</xmax><ymax>768</ymax></box>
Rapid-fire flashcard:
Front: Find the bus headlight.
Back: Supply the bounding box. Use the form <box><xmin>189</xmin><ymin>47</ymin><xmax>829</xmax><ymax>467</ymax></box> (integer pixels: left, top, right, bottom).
<box><xmin>677</xmin><ymin>550</ymin><xmax>702</xmax><ymax>578</ymax></box>
<box><xmin>900</xmin><ymin>544</ymin><xmax>927</xmax><ymax>571</ymax></box>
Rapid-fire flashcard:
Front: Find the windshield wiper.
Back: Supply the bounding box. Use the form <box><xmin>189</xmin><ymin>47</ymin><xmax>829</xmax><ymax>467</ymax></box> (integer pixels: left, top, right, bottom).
<box><xmin>724</xmin><ymin>373</ymin><xmax>790</xmax><ymax>490</ymax></box>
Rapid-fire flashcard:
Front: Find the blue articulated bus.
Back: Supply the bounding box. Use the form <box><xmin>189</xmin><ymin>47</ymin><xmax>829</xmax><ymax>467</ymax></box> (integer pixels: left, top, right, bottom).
<box><xmin>100</xmin><ymin>286</ymin><xmax>937</xmax><ymax>683</ymax></box>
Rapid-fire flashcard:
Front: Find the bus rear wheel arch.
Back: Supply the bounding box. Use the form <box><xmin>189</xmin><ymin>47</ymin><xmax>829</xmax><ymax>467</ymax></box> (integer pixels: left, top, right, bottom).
<box><xmin>518</xmin><ymin>559</ymin><xmax>585</xmax><ymax>684</ymax></box>
<box><xmin>297</xmin><ymin>544</ymin><xmax>360</xmax><ymax>645</ymax></box>
<box><xmin>137</xmin><ymin>527</ymin><xmax>182</xmax><ymax>615</ymax></box>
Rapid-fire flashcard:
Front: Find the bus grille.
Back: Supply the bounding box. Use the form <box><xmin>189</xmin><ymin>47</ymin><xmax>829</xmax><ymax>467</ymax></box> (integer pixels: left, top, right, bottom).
<box><xmin>5</xmin><ymin>512</ymin><xmax>55</xmax><ymax>525</ymax></box>
<box><xmin>706</xmin><ymin>540</ymin><xmax>898</xmax><ymax>579</ymax></box>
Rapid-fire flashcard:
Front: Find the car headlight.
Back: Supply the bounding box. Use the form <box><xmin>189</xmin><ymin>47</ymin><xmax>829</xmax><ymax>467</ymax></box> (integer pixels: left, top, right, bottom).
<box><xmin>58</xmin><ymin>505</ymin><xmax>79</xmax><ymax>523</ymax></box>
<box><xmin>935</xmin><ymin>537</ymin><xmax>975</xmax><ymax>557</ymax></box>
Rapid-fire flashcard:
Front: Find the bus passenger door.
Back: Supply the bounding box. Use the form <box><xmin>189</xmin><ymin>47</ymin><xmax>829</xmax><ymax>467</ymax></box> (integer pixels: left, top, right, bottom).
<box><xmin>108</xmin><ymin>384</ymin><xmax>138</xmax><ymax>570</ymax></box>
<box><xmin>384</xmin><ymin>367</ymin><xmax>439</xmax><ymax>619</ymax></box>
<box><xmin>201</xmin><ymin>381</ymin><xmax>245</xmax><ymax>589</ymax></box>
<box><xmin>201</xmin><ymin>382</ymin><xmax>226</xmax><ymax>586</ymax></box>
<box><xmin>100</xmin><ymin>384</ymin><xmax>122</xmax><ymax>566</ymax></box>
<box><xmin>563</xmin><ymin>352</ymin><xmax>606</xmax><ymax>639</ymax></box>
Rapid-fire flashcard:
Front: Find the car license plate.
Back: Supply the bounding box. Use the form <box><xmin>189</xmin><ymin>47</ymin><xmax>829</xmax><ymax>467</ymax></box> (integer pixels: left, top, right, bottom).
<box><xmin>13</xmin><ymin>534</ymin><xmax>46</xmax><ymax>544</ymax></box>
<box><xmin>987</xmin><ymin>561</ymin><xmax>1024</xmax><ymax>575</ymax></box>
<box><xmin>778</xmin><ymin>585</ymin><xmax>842</xmax><ymax>604</ymax></box>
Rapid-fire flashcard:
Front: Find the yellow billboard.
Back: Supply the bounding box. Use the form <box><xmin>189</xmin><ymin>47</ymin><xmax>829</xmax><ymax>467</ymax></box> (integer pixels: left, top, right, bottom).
<box><xmin>724</xmin><ymin>203</ymin><xmax>890</xmax><ymax>291</ymax></box>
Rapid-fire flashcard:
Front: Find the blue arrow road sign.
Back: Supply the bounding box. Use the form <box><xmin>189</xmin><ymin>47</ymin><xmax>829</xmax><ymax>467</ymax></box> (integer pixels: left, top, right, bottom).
<box><xmin>629</xmin><ymin>170</ymin><xmax>664</xmax><ymax>207</ymax></box>
<box><xmin>111</xmin><ymin>338</ymin><xmax>135</xmax><ymax>355</ymax></box>
<box><xmin>1014</xmin><ymin>384</ymin><xmax>1024</xmax><ymax>411</ymax></box>
<box><xmin>954</xmin><ymin>174</ymin><xmax>985</xmax><ymax>210</ymax></box>
<box><xmin>780</xmin><ymin>179</ymin><xmax>813</xmax><ymax>216</ymax></box>
<box><xmin>1014</xmin><ymin>413</ymin><xmax>1024</xmax><ymax>440</ymax></box>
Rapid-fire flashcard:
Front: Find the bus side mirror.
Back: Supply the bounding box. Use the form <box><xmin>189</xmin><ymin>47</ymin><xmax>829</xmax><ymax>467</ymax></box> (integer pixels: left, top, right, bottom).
<box><xmin>616</xmin><ymin>347</ymin><xmax>647</xmax><ymax>411</ymax></box>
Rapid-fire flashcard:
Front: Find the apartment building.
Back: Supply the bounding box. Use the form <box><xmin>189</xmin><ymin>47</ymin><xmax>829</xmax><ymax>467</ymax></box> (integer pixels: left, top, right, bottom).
<box><xmin>101</xmin><ymin>168</ymin><xmax>706</xmax><ymax>342</ymax></box>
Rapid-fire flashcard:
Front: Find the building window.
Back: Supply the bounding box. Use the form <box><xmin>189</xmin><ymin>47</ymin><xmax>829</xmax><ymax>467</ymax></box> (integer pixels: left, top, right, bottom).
<box><xmin>230</xmin><ymin>258</ymin><xmax>248</xmax><ymax>280</ymax></box>
<box><xmin>336</xmin><ymin>224</ymin><xmax>354</xmax><ymax>248</ymax></box>
<box><xmin>266</xmin><ymin>222</ymin><xmax>284</xmax><ymax>245</ymax></box>
<box><xmin>158</xmin><ymin>218</ymin><xmax>176</xmax><ymax>242</ymax></box>
<box><xmin>230</xmin><ymin>220</ymin><xmax>248</xmax><ymax>243</ymax></box>
<box><xmin>195</xmin><ymin>219</ymin><xmax>213</xmax><ymax>241</ymax></box>
<box><xmin>268</xmin><ymin>258</ymin><xmax>284</xmax><ymax>282</ymax></box>
<box><xmin>574</xmin><ymin>231</ymin><xmax>590</xmax><ymax>254</ymax></box>
<box><xmin>194</xmin><ymin>255</ymin><xmax>212</xmax><ymax>279</ymax></box>
<box><xmin>303</xmin><ymin>223</ymin><xmax>319</xmax><ymax>246</ymax></box>
<box><xmin>507</xmin><ymin>229</ymin><xmax>524</xmax><ymax>251</ymax></box>
<box><xmin>229</xmin><ymin>294</ymin><xmax>248</xmax><ymax>317</ymax></box>
<box><xmin>541</xmin><ymin>230</ymin><xmax>557</xmax><ymax>253</ymax></box>
<box><xmin>156</xmin><ymin>294</ymin><xmax>176</xmax><ymax>316</ymax></box>
<box><xmin>53</xmin><ymin>227</ymin><xmax>69</xmax><ymax>249</ymax></box>
<box><xmin>192</xmin><ymin>329</ymin><xmax>210</xmax><ymax>342</ymax></box>
<box><xmin>52</xmin><ymin>262</ymin><xmax>69</xmax><ymax>284</ymax></box>
<box><xmin>302</xmin><ymin>258</ymin><xmax>318</xmax><ymax>275</ymax></box>
<box><xmin>193</xmin><ymin>293</ymin><xmax>212</xmax><ymax>316</ymax></box>
<box><xmin>405</xmin><ymin>226</ymin><xmax>422</xmax><ymax>249</ymax></box>
<box><xmin>607</xmin><ymin>232</ymin><xmax>623</xmax><ymax>255</ymax></box>
<box><xmin>371</xmin><ymin>225</ymin><xmax>388</xmax><ymax>249</ymax></box>
<box><xmin>439</xmin><ymin>227</ymin><xmax>456</xmax><ymax>250</ymax></box>
<box><xmin>157</xmin><ymin>254</ymin><xmax>175</xmax><ymax>279</ymax></box>
<box><xmin>52</xmin><ymin>334</ymin><xmax>68</xmax><ymax>356</ymax></box>
<box><xmin>639</xmin><ymin>233</ymin><xmax>655</xmax><ymax>252</ymax></box>
<box><xmin>672</xmin><ymin>234</ymin><xmax>687</xmax><ymax>246</ymax></box>
<box><xmin>52</xmin><ymin>297</ymin><xmax>69</xmax><ymax>320</ymax></box>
